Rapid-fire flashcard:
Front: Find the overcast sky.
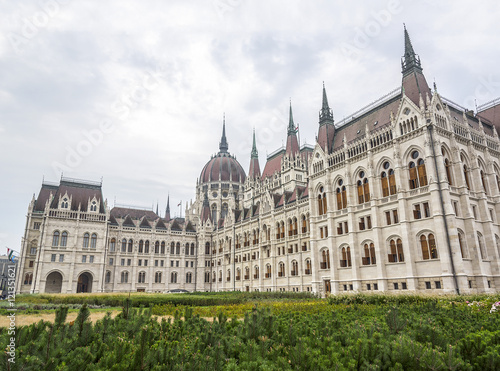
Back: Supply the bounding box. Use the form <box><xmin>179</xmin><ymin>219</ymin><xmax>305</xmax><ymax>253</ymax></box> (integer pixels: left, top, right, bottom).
<box><xmin>1</xmin><ymin>0</ymin><xmax>499</xmax><ymax>256</ymax></box>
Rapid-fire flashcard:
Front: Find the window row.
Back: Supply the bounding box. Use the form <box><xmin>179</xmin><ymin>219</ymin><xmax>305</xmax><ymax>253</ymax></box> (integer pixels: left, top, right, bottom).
<box><xmin>110</xmin><ymin>239</ymin><xmax>195</xmax><ymax>255</ymax></box>
<box><xmin>115</xmin><ymin>271</ymin><xmax>192</xmax><ymax>284</ymax></box>
<box><xmin>51</xmin><ymin>231</ymin><xmax>98</xmax><ymax>248</ymax></box>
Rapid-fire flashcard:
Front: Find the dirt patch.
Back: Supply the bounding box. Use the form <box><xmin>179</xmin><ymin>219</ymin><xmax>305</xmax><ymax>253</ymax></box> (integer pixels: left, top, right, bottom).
<box><xmin>0</xmin><ymin>310</ymin><xmax>121</xmax><ymax>327</ymax></box>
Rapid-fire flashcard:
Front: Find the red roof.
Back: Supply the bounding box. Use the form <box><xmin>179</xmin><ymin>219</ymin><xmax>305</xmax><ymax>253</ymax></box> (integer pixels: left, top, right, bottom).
<box><xmin>402</xmin><ymin>70</ymin><xmax>431</xmax><ymax>108</ymax></box>
<box><xmin>199</xmin><ymin>153</ymin><xmax>246</xmax><ymax>184</ymax></box>
<box><xmin>477</xmin><ymin>100</ymin><xmax>500</xmax><ymax>133</ymax></box>
<box><xmin>111</xmin><ymin>207</ymin><xmax>159</xmax><ymax>220</ymax></box>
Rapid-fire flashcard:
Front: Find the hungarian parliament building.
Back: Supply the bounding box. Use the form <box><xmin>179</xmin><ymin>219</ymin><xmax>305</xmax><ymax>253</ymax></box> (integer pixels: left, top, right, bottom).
<box><xmin>16</xmin><ymin>28</ymin><xmax>500</xmax><ymax>296</ymax></box>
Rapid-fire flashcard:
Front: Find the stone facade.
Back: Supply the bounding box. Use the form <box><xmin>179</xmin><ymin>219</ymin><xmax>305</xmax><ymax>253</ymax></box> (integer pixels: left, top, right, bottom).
<box><xmin>16</xmin><ymin>28</ymin><xmax>500</xmax><ymax>296</ymax></box>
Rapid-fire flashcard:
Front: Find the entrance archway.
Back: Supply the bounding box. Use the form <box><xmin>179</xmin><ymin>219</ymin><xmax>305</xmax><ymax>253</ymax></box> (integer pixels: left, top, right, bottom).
<box><xmin>77</xmin><ymin>272</ymin><xmax>93</xmax><ymax>293</ymax></box>
<box><xmin>45</xmin><ymin>272</ymin><xmax>63</xmax><ymax>293</ymax></box>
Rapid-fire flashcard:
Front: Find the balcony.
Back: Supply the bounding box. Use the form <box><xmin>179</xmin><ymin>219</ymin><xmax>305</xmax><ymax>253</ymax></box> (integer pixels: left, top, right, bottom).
<box><xmin>339</xmin><ymin>260</ymin><xmax>349</xmax><ymax>268</ymax></box>
<box><xmin>254</xmin><ymin>274</ymin><xmax>259</xmax><ymax>279</ymax></box>
<box><xmin>320</xmin><ymin>262</ymin><xmax>328</xmax><ymax>269</ymax></box>
<box><xmin>288</xmin><ymin>248</ymin><xmax>293</xmax><ymax>254</ymax></box>
<box><xmin>291</xmin><ymin>271</ymin><xmax>298</xmax><ymax>276</ymax></box>
<box><xmin>278</xmin><ymin>272</ymin><xmax>284</xmax><ymax>277</ymax></box>
<box><xmin>244</xmin><ymin>275</ymin><xmax>249</xmax><ymax>280</ymax></box>
<box><xmin>362</xmin><ymin>257</ymin><xmax>373</xmax><ymax>266</ymax></box>
<box><xmin>265</xmin><ymin>273</ymin><xmax>271</xmax><ymax>278</ymax></box>
<box><xmin>305</xmin><ymin>269</ymin><xmax>311</xmax><ymax>275</ymax></box>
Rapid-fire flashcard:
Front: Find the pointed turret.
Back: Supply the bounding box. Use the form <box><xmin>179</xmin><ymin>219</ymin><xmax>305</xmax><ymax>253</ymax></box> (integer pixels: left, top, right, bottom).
<box><xmin>401</xmin><ymin>25</ymin><xmax>431</xmax><ymax>107</ymax></box>
<box><xmin>155</xmin><ymin>202</ymin><xmax>159</xmax><ymax>216</ymax></box>
<box><xmin>200</xmin><ymin>191</ymin><xmax>211</xmax><ymax>223</ymax></box>
<box><xmin>248</xmin><ymin>129</ymin><xmax>261</xmax><ymax>179</ymax></box>
<box><xmin>285</xmin><ymin>101</ymin><xmax>299</xmax><ymax>156</ymax></box>
<box><xmin>165</xmin><ymin>195</ymin><xmax>171</xmax><ymax>222</ymax></box>
<box><xmin>317</xmin><ymin>83</ymin><xmax>336</xmax><ymax>153</ymax></box>
<box><xmin>219</xmin><ymin>114</ymin><xmax>229</xmax><ymax>153</ymax></box>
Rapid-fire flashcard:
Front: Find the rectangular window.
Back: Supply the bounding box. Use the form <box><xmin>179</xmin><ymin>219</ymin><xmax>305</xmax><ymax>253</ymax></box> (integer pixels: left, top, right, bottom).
<box><xmin>435</xmin><ymin>281</ymin><xmax>441</xmax><ymax>289</ymax></box>
<box><xmin>359</xmin><ymin>218</ymin><xmax>365</xmax><ymax>231</ymax></box>
<box><xmin>33</xmin><ymin>222</ymin><xmax>41</xmax><ymax>230</ymax></box>
<box><xmin>425</xmin><ymin>281</ymin><xmax>431</xmax><ymax>289</ymax></box>
<box><xmin>144</xmin><ymin>260</ymin><xmax>148</xmax><ymax>266</ymax></box>
<box><xmin>170</xmin><ymin>260</ymin><xmax>174</xmax><ymax>267</ymax></box>
<box><xmin>413</xmin><ymin>204</ymin><xmax>421</xmax><ymax>219</ymax></box>
<box><xmin>386</xmin><ymin>211</ymin><xmax>391</xmax><ymax>225</ymax></box>
<box><xmin>127</xmin><ymin>259</ymin><xmax>131</xmax><ymax>266</ymax></box>
<box><xmin>320</xmin><ymin>228</ymin><xmax>324</xmax><ymax>238</ymax></box>
<box><xmin>373</xmin><ymin>283</ymin><xmax>378</xmax><ymax>290</ymax></box>
<box><xmin>344</xmin><ymin>222</ymin><xmax>349</xmax><ymax>233</ymax></box>
<box><xmin>343</xmin><ymin>284</ymin><xmax>347</xmax><ymax>291</ymax></box>
<box><xmin>453</xmin><ymin>201</ymin><xmax>459</xmax><ymax>216</ymax></box>
<box><xmin>29</xmin><ymin>260</ymin><xmax>34</xmax><ymax>267</ymax></box>
<box><xmin>472</xmin><ymin>205</ymin><xmax>477</xmax><ymax>219</ymax></box>
<box><xmin>349</xmin><ymin>284</ymin><xmax>353</xmax><ymax>290</ymax></box>
<box><xmin>59</xmin><ymin>254</ymin><xmax>64</xmax><ymax>263</ymax></box>
<box><xmin>402</xmin><ymin>282</ymin><xmax>407</xmax><ymax>290</ymax></box>
<box><xmin>160</xmin><ymin>260</ymin><xmax>164</xmax><ymax>267</ymax></box>
<box><xmin>155</xmin><ymin>260</ymin><xmax>158</xmax><ymax>266</ymax></box>
<box><xmin>324</xmin><ymin>226</ymin><xmax>328</xmax><ymax>237</ymax></box>
<box><xmin>109</xmin><ymin>258</ymin><xmax>114</xmax><ymax>265</ymax></box>
<box><xmin>423</xmin><ymin>202</ymin><xmax>430</xmax><ymax>218</ymax></box>
<box><xmin>367</xmin><ymin>216</ymin><xmax>372</xmax><ymax>229</ymax></box>
<box><xmin>490</xmin><ymin>209</ymin><xmax>495</xmax><ymax>223</ymax></box>
<box><xmin>393</xmin><ymin>210</ymin><xmax>399</xmax><ymax>223</ymax></box>
<box><xmin>89</xmin><ymin>255</ymin><xmax>94</xmax><ymax>263</ymax></box>
<box><xmin>468</xmin><ymin>280</ymin><xmax>472</xmax><ymax>289</ymax></box>
<box><xmin>367</xmin><ymin>283</ymin><xmax>371</xmax><ymax>290</ymax></box>
<box><xmin>82</xmin><ymin>255</ymin><xmax>86</xmax><ymax>263</ymax></box>
<box><xmin>176</xmin><ymin>261</ymin><xmax>179</xmax><ymax>267</ymax></box>
<box><xmin>393</xmin><ymin>282</ymin><xmax>399</xmax><ymax>290</ymax></box>
<box><xmin>191</xmin><ymin>261</ymin><xmax>194</xmax><ymax>267</ymax></box>
<box><xmin>186</xmin><ymin>261</ymin><xmax>189</xmax><ymax>267</ymax></box>
<box><xmin>121</xmin><ymin>259</ymin><xmax>125</xmax><ymax>266</ymax></box>
<box><xmin>337</xmin><ymin>223</ymin><xmax>343</xmax><ymax>235</ymax></box>
<box><xmin>138</xmin><ymin>259</ymin><xmax>142</xmax><ymax>266</ymax></box>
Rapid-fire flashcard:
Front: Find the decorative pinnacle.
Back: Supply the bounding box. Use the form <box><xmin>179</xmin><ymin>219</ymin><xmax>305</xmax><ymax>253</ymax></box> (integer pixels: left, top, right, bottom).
<box><xmin>219</xmin><ymin>114</ymin><xmax>229</xmax><ymax>153</ymax></box>
<box><xmin>402</xmin><ymin>25</ymin><xmax>422</xmax><ymax>76</ymax></box>
<box><xmin>319</xmin><ymin>83</ymin><xmax>334</xmax><ymax>125</ymax></box>
<box><xmin>251</xmin><ymin>128</ymin><xmax>258</xmax><ymax>159</ymax></box>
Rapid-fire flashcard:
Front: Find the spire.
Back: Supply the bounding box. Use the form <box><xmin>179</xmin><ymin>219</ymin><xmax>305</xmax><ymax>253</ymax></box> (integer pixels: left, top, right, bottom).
<box><xmin>285</xmin><ymin>101</ymin><xmax>299</xmax><ymax>156</ymax></box>
<box><xmin>287</xmin><ymin>100</ymin><xmax>296</xmax><ymax>136</ymax></box>
<box><xmin>165</xmin><ymin>194</ymin><xmax>171</xmax><ymax>221</ymax></box>
<box><xmin>251</xmin><ymin>128</ymin><xmax>258</xmax><ymax>159</ymax></box>
<box><xmin>156</xmin><ymin>202</ymin><xmax>159</xmax><ymax>216</ymax></box>
<box><xmin>401</xmin><ymin>24</ymin><xmax>422</xmax><ymax>77</ymax></box>
<box><xmin>248</xmin><ymin>128</ymin><xmax>261</xmax><ymax>179</ymax></box>
<box><xmin>319</xmin><ymin>82</ymin><xmax>334</xmax><ymax>125</ymax></box>
<box><xmin>317</xmin><ymin>83</ymin><xmax>335</xmax><ymax>154</ymax></box>
<box><xmin>219</xmin><ymin>113</ymin><xmax>228</xmax><ymax>153</ymax></box>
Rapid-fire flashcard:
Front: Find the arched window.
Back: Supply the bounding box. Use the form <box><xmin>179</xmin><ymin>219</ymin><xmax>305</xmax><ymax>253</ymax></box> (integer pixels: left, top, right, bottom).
<box><xmin>477</xmin><ymin>232</ymin><xmax>487</xmax><ymax>260</ymax></box>
<box><xmin>155</xmin><ymin>241</ymin><xmax>160</xmax><ymax>254</ymax></box>
<box><xmin>496</xmin><ymin>235</ymin><xmax>500</xmax><ymax>258</ymax></box>
<box><xmin>109</xmin><ymin>238</ymin><xmax>116</xmax><ymax>252</ymax></box>
<box><xmin>155</xmin><ymin>272</ymin><xmax>162</xmax><ymax>283</ymax></box>
<box><xmin>226</xmin><ymin>269</ymin><xmax>231</xmax><ymax>281</ymax></box>
<box><xmin>105</xmin><ymin>271</ymin><xmax>111</xmax><ymax>283</ymax></box>
<box><xmin>244</xmin><ymin>266</ymin><xmax>249</xmax><ymax>280</ymax></box>
<box><xmin>176</xmin><ymin>242</ymin><xmax>180</xmax><ymax>255</ymax></box>
<box><xmin>144</xmin><ymin>240</ymin><xmax>149</xmax><ymax>254</ymax></box>
<box><xmin>321</xmin><ymin>249</ymin><xmax>330</xmax><ymax>269</ymax></box>
<box><xmin>128</xmin><ymin>239</ymin><xmax>133</xmax><ymax>253</ymax></box>
<box><xmin>91</xmin><ymin>232</ymin><xmax>96</xmax><ymax>248</ymax></box>
<box><xmin>340</xmin><ymin>246</ymin><xmax>351</xmax><ymax>267</ymax></box>
<box><xmin>421</xmin><ymin>233</ymin><xmax>437</xmax><ymax>260</ymax></box>
<box><xmin>171</xmin><ymin>272</ymin><xmax>178</xmax><ymax>283</ymax></box>
<box><xmin>219</xmin><ymin>270</ymin><xmax>222</xmax><ymax>282</ymax></box>
<box><xmin>121</xmin><ymin>239</ymin><xmax>127</xmax><ymax>252</ymax></box>
<box><xmin>211</xmin><ymin>204</ymin><xmax>217</xmax><ymax>222</ymax></box>
<box><xmin>388</xmin><ymin>238</ymin><xmax>404</xmax><ymax>262</ymax></box>
<box><xmin>191</xmin><ymin>243</ymin><xmax>195</xmax><ymax>255</ymax></box>
<box><xmin>24</xmin><ymin>273</ymin><xmax>33</xmax><ymax>285</ymax></box>
<box><xmin>265</xmin><ymin>264</ymin><xmax>271</xmax><ymax>278</ymax></box>
<box><xmin>30</xmin><ymin>240</ymin><xmax>37</xmax><ymax>255</ymax></box>
<box><xmin>60</xmin><ymin>231</ymin><xmax>68</xmax><ymax>247</ymax></box>
<box><xmin>121</xmin><ymin>271</ymin><xmax>129</xmax><ymax>283</ymax></box>
<box><xmin>305</xmin><ymin>259</ymin><xmax>311</xmax><ymax>274</ymax></box>
<box><xmin>52</xmin><ymin>231</ymin><xmax>60</xmax><ymax>247</ymax></box>
<box><xmin>458</xmin><ymin>230</ymin><xmax>467</xmax><ymax>259</ymax></box>
<box><xmin>318</xmin><ymin>186</ymin><xmax>327</xmax><ymax>215</ymax></box>
<box><xmin>236</xmin><ymin>268</ymin><xmax>241</xmax><ymax>280</ymax></box>
<box><xmin>138</xmin><ymin>271</ymin><xmax>146</xmax><ymax>283</ymax></box>
<box><xmin>254</xmin><ymin>266</ymin><xmax>259</xmax><ymax>279</ymax></box>
<box><xmin>293</xmin><ymin>218</ymin><xmax>298</xmax><ymax>235</ymax></box>
<box><xmin>205</xmin><ymin>242</ymin><xmax>210</xmax><ymax>255</ymax></box>
<box><xmin>278</xmin><ymin>262</ymin><xmax>285</xmax><ymax>277</ymax></box>
<box><xmin>480</xmin><ymin>170</ymin><xmax>489</xmax><ymax>195</ymax></box>
<box><xmin>357</xmin><ymin>171</ymin><xmax>370</xmax><ymax>204</ymax></box>
<box><xmin>221</xmin><ymin>203</ymin><xmax>228</xmax><ymax>219</ymax></box>
<box><xmin>138</xmin><ymin>240</ymin><xmax>144</xmax><ymax>253</ymax></box>
<box><xmin>288</xmin><ymin>219</ymin><xmax>293</xmax><ymax>237</ymax></box>
<box><xmin>280</xmin><ymin>221</ymin><xmax>285</xmax><ymax>239</ymax></box>
<box><xmin>381</xmin><ymin>162</ymin><xmax>397</xmax><ymax>197</ymax></box>
<box><xmin>291</xmin><ymin>261</ymin><xmax>298</xmax><ymax>276</ymax></box>
<box><xmin>409</xmin><ymin>150</ymin><xmax>427</xmax><ymax>189</ymax></box>
<box><xmin>161</xmin><ymin>241</ymin><xmax>166</xmax><ymax>254</ymax></box>
<box><xmin>336</xmin><ymin>179</ymin><xmax>347</xmax><ymax>210</ymax></box>
<box><xmin>186</xmin><ymin>272</ymin><xmax>192</xmax><ymax>283</ymax></box>
<box><xmin>301</xmin><ymin>215</ymin><xmax>308</xmax><ymax>233</ymax></box>
<box><xmin>171</xmin><ymin>242</ymin><xmax>175</xmax><ymax>255</ymax></box>
<box><xmin>83</xmin><ymin>233</ymin><xmax>90</xmax><ymax>248</ymax></box>
<box><xmin>362</xmin><ymin>243</ymin><xmax>376</xmax><ymax>265</ymax></box>
<box><xmin>185</xmin><ymin>242</ymin><xmax>190</xmax><ymax>256</ymax></box>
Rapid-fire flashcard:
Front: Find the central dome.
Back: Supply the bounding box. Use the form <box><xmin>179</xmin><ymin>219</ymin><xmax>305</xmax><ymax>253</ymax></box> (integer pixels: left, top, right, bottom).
<box><xmin>199</xmin><ymin>121</ymin><xmax>246</xmax><ymax>184</ymax></box>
